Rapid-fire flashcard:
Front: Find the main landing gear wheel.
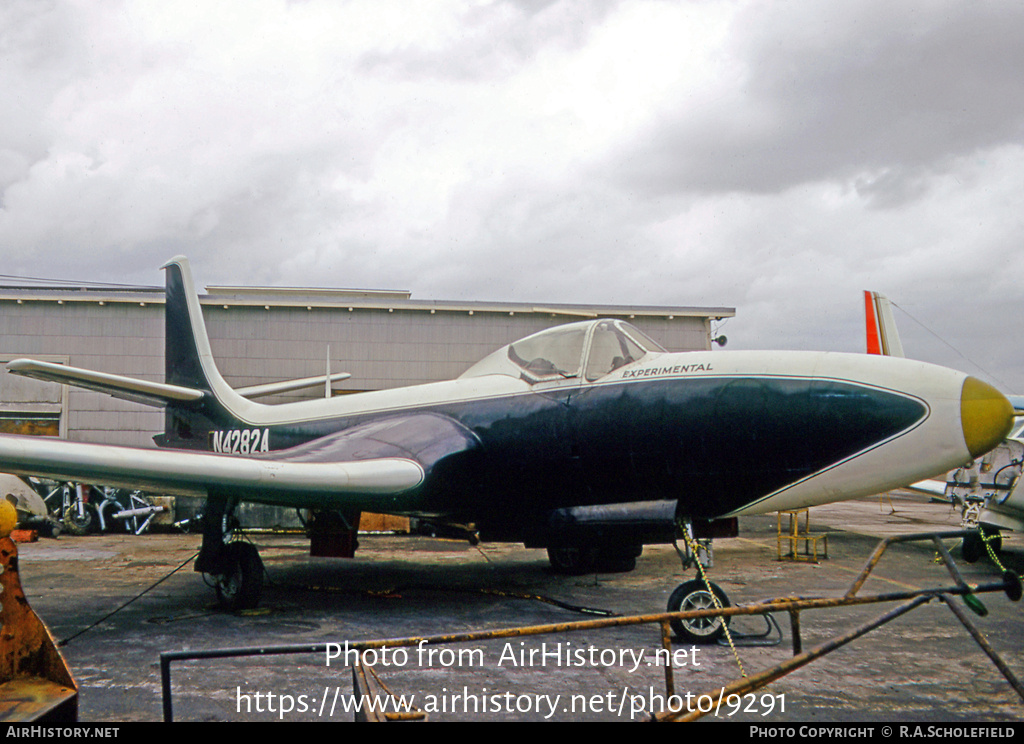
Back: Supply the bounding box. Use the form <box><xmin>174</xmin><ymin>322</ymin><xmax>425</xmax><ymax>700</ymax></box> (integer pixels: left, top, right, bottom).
<box><xmin>548</xmin><ymin>544</ymin><xmax>599</xmax><ymax>575</ymax></box>
<box><xmin>62</xmin><ymin>504</ymin><xmax>94</xmax><ymax>536</ymax></box>
<box><xmin>595</xmin><ymin>544</ymin><xmax>641</xmax><ymax>573</ymax></box>
<box><xmin>547</xmin><ymin>543</ymin><xmax>641</xmax><ymax>574</ymax></box>
<box><xmin>214</xmin><ymin>541</ymin><xmax>264</xmax><ymax>611</ymax></box>
<box><xmin>667</xmin><ymin>579</ymin><xmax>731</xmax><ymax>643</ymax></box>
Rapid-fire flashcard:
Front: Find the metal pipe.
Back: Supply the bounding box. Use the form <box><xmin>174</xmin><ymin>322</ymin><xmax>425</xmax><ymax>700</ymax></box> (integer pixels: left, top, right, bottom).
<box><xmin>938</xmin><ymin>594</ymin><xmax>1024</xmax><ymax>702</ymax></box>
<box><xmin>845</xmin><ymin>529</ymin><xmax>975</xmax><ymax>598</ymax></box>
<box><xmin>159</xmin><ymin>578</ymin><xmax>1016</xmax><ymax>721</ymax></box>
<box><xmin>661</xmin><ymin>596</ymin><xmax>932</xmax><ymax>722</ymax></box>
<box><xmin>788</xmin><ymin>609</ymin><xmax>801</xmax><ymax>655</ymax></box>
<box><xmin>660</xmin><ymin>620</ymin><xmax>675</xmax><ymax>697</ymax></box>
<box><xmin>159</xmin><ymin>528</ymin><xmax>1021</xmax><ymax>721</ymax></box>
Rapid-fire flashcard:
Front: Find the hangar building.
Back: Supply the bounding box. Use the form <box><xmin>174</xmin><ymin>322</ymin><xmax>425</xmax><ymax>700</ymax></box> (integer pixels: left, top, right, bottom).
<box><xmin>0</xmin><ymin>280</ymin><xmax>734</xmax><ymax>445</ymax></box>
<box><xmin>0</xmin><ymin>277</ymin><xmax>734</xmax><ymax>527</ymax></box>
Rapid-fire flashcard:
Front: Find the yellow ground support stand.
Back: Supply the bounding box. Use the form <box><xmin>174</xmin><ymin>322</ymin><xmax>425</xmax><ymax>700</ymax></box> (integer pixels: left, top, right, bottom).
<box><xmin>777</xmin><ymin>509</ymin><xmax>829</xmax><ymax>563</ymax></box>
<box><xmin>0</xmin><ymin>501</ymin><xmax>78</xmax><ymax>722</ymax></box>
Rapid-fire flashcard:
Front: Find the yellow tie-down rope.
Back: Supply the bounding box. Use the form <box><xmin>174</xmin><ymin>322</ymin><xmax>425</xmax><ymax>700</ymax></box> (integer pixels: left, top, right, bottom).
<box><xmin>680</xmin><ymin>526</ymin><xmax>747</xmax><ymax>678</ymax></box>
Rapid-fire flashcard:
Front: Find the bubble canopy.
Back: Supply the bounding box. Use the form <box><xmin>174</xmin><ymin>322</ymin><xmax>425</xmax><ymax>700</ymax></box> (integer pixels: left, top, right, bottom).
<box><xmin>460</xmin><ymin>319</ymin><xmax>666</xmax><ymax>383</ymax></box>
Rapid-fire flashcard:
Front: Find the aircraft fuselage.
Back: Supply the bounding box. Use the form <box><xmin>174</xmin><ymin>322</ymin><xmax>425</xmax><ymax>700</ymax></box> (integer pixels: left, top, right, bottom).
<box><xmin>162</xmin><ymin>345</ymin><xmax>984</xmax><ymax>542</ymax></box>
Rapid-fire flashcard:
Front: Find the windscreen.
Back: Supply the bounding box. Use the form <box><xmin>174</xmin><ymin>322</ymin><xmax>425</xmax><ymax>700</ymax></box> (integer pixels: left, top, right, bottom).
<box><xmin>507</xmin><ymin>325</ymin><xmax>588</xmax><ymax>379</ymax></box>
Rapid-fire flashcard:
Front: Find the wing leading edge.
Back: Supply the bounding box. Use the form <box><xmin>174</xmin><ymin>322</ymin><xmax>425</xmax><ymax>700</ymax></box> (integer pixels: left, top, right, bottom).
<box><xmin>0</xmin><ymin>435</ymin><xmax>425</xmax><ymax>509</ymax></box>
<box><xmin>0</xmin><ymin>411</ymin><xmax>482</xmax><ymax>513</ymax></box>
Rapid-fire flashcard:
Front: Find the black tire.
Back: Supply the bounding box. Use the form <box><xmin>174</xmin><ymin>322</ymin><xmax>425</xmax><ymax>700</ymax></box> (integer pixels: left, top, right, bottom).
<box><xmin>961</xmin><ymin>532</ymin><xmax>983</xmax><ymax>563</ymax></box>
<box><xmin>595</xmin><ymin>544</ymin><xmax>642</xmax><ymax>573</ymax></box>
<box><xmin>549</xmin><ymin>542</ymin><xmax>642</xmax><ymax>574</ymax></box>
<box><xmin>597</xmin><ymin>555</ymin><xmax>637</xmax><ymax>573</ymax></box>
<box><xmin>547</xmin><ymin>544</ymin><xmax>598</xmax><ymax>575</ymax></box>
<box><xmin>215</xmin><ymin>541</ymin><xmax>264</xmax><ymax>610</ymax></box>
<box><xmin>962</xmin><ymin>530</ymin><xmax>1001</xmax><ymax>563</ymax></box>
<box><xmin>667</xmin><ymin>579</ymin><xmax>731</xmax><ymax>643</ymax></box>
<box><xmin>62</xmin><ymin>504</ymin><xmax>94</xmax><ymax>536</ymax></box>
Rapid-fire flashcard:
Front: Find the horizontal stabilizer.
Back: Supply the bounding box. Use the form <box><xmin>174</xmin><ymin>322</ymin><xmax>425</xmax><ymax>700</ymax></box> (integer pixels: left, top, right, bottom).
<box><xmin>235</xmin><ymin>372</ymin><xmax>352</xmax><ymax>399</ymax></box>
<box><xmin>6</xmin><ymin>359</ymin><xmax>204</xmax><ymax>407</ymax></box>
<box><xmin>7</xmin><ymin>359</ymin><xmax>352</xmax><ymax>406</ymax></box>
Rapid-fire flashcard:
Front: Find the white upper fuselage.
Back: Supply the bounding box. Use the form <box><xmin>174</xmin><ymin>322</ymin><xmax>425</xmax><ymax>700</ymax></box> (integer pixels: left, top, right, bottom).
<box><xmin>203</xmin><ymin>342</ymin><xmax>974</xmax><ymax>516</ymax></box>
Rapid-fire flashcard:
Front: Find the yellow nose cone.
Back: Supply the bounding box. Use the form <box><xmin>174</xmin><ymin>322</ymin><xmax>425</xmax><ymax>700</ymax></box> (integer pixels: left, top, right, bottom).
<box><xmin>961</xmin><ymin>377</ymin><xmax>1014</xmax><ymax>458</ymax></box>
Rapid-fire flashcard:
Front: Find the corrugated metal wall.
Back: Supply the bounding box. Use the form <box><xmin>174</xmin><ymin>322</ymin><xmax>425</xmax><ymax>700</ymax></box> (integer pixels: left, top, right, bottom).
<box><xmin>203</xmin><ymin>305</ymin><xmax>713</xmax><ymax>398</ymax></box>
<box><xmin>1</xmin><ymin>293</ymin><xmax>721</xmax><ymax>447</ymax></box>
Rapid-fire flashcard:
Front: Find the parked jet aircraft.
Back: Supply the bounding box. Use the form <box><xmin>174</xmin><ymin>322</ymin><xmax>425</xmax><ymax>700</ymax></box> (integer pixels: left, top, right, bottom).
<box><xmin>0</xmin><ymin>260</ymin><xmax>1013</xmax><ymax>623</ymax></box>
<box><xmin>865</xmin><ymin>290</ymin><xmax>1024</xmax><ymax>562</ymax></box>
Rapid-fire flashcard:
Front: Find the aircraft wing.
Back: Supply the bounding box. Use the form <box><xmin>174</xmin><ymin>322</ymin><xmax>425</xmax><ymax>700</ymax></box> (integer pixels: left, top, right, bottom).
<box><xmin>0</xmin><ymin>412</ymin><xmax>480</xmax><ymax>512</ymax></box>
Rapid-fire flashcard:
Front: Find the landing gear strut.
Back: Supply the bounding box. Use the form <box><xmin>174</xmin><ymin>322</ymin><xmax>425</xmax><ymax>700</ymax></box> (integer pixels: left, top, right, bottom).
<box><xmin>195</xmin><ymin>496</ymin><xmax>264</xmax><ymax>610</ymax></box>
<box><xmin>667</xmin><ymin>521</ymin><xmax>732</xmax><ymax>643</ymax></box>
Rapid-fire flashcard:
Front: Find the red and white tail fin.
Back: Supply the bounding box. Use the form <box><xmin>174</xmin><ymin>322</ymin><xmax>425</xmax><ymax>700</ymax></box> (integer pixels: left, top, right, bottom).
<box><xmin>864</xmin><ymin>291</ymin><xmax>904</xmax><ymax>357</ymax></box>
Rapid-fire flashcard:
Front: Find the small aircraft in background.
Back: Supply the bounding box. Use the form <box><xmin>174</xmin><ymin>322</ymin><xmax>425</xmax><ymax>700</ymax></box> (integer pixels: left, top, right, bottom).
<box><xmin>865</xmin><ymin>290</ymin><xmax>1023</xmax><ymax>561</ymax></box>
<box><xmin>0</xmin><ymin>261</ymin><xmax>1012</xmax><ymax>634</ymax></box>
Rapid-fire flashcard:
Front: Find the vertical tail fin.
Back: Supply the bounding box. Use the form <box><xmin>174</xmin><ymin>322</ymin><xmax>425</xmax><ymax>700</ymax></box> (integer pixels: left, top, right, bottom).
<box><xmin>864</xmin><ymin>291</ymin><xmax>905</xmax><ymax>357</ymax></box>
<box><xmin>160</xmin><ymin>257</ymin><xmax>251</xmax><ymax>445</ymax></box>
<box><xmin>164</xmin><ymin>256</ymin><xmax>216</xmax><ymax>391</ymax></box>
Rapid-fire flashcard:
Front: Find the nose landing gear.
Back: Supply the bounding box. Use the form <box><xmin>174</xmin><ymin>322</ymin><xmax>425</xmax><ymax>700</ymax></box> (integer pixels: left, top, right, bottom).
<box><xmin>666</xmin><ymin>579</ymin><xmax>731</xmax><ymax>643</ymax></box>
<box><xmin>667</xmin><ymin>521</ymin><xmax>732</xmax><ymax>643</ymax></box>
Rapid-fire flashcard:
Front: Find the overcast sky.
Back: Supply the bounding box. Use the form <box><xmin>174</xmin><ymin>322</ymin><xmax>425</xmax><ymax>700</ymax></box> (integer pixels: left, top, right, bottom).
<box><xmin>2</xmin><ymin>1</ymin><xmax>1023</xmax><ymax>389</ymax></box>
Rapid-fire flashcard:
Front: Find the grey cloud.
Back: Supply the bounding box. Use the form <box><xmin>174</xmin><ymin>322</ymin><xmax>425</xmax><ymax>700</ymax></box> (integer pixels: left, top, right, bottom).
<box><xmin>356</xmin><ymin>0</ymin><xmax>617</xmax><ymax>81</ymax></box>
<box><xmin>616</xmin><ymin>3</ymin><xmax>1024</xmax><ymax>197</ymax></box>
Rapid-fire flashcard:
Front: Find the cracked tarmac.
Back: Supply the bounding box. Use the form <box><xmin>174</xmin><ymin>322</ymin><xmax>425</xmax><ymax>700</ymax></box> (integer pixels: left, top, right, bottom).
<box><xmin>12</xmin><ymin>491</ymin><xmax>1024</xmax><ymax>722</ymax></box>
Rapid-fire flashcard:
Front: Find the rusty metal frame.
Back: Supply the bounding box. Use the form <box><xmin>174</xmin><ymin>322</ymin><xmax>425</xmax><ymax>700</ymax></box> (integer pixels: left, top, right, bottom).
<box><xmin>159</xmin><ymin>529</ymin><xmax>1022</xmax><ymax>722</ymax></box>
<box><xmin>0</xmin><ymin>536</ymin><xmax>78</xmax><ymax>722</ymax></box>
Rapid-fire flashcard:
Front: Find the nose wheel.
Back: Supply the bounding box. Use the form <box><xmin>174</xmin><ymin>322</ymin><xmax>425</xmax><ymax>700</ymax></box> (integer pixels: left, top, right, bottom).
<box><xmin>667</xmin><ymin>579</ymin><xmax>731</xmax><ymax>643</ymax></box>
